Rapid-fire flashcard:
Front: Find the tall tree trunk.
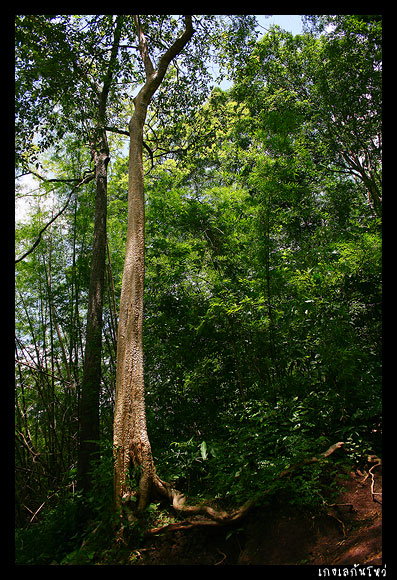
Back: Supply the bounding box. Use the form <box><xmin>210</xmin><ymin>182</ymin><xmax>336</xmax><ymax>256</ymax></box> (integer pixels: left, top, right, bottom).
<box><xmin>77</xmin><ymin>127</ymin><xmax>109</xmax><ymax>496</ymax></box>
<box><xmin>113</xmin><ymin>15</ymin><xmax>193</xmax><ymax>513</ymax></box>
<box><xmin>77</xmin><ymin>16</ymin><xmax>123</xmax><ymax>498</ymax></box>
<box><xmin>113</xmin><ymin>102</ymin><xmax>154</xmax><ymax>511</ymax></box>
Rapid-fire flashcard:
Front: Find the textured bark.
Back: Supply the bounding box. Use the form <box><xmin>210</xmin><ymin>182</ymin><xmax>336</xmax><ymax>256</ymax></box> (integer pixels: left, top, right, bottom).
<box><xmin>77</xmin><ymin>16</ymin><xmax>123</xmax><ymax>498</ymax></box>
<box><xmin>77</xmin><ymin>129</ymin><xmax>109</xmax><ymax>496</ymax></box>
<box><xmin>113</xmin><ymin>103</ymin><xmax>153</xmax><ymax>511</ymax></box>
<box><xmin>113</xmin><ymin>15</ymin><xmax>193</xmax><ymax>513</ymax></box>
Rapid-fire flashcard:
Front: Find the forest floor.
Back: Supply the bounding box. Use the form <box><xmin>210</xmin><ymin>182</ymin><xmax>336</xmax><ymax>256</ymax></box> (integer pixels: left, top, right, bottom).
<box><xmin>128</xmin><ymin>467</ymin><xmax>382</xmax><ymax>566</ymax></box>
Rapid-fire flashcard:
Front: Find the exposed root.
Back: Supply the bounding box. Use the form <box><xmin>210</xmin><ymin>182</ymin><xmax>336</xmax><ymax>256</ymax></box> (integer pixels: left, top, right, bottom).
<box><xmin>144</xmin><ymin>441</ymin><xmax>345</xmax><ymax>535</ymax></box>
<box><xmin>361</xmin><ymin>455</ymin><xmax>382</xmax><ymax>504</ymax></box>
<box><xmin>147</xmin><ymin>473</ymin><xmax>255</xmax><ymax>533</ymax></box>
<box><xmin>215</xmin><ymin>548</ymin><xmax>227</xmax><ymax>565</ymax></box>
<box><xmin>327</xmin><ymin>503</ymin><xmax>355</xmax><ymax>512</ymax></box>
<box><xmin>279</xmin><ymin>441</ymin><xmax>344</xmax><ymax>478</ymax></box>
<box><xmin>368</xmin><ymin>457</ymin><xmax>382</xmax><ymax>504</ymax></box>
<box><xmin>146</xmin><ymin>518</ymin><xmax>227</xmax><ymax>536</ymax></box>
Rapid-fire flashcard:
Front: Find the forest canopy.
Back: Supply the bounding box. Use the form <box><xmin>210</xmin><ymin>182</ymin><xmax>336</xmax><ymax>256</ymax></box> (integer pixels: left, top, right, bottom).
<box><xmin>15</xmin><ymin>14</ymin><xmax>381</xmax><ymax>565</ymax></box>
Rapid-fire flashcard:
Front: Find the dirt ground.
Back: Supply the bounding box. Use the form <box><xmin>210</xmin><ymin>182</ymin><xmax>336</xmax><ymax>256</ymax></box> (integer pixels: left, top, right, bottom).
<box><xmin>131</xmin><ymin>466</ymin><xmax>382</xmax><ymax>566</ymax></box>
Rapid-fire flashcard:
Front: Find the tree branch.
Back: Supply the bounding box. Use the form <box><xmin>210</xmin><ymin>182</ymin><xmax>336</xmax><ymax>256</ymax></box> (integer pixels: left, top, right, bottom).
<box><xmin>135</xmin><ymin>15</ymin><xmax>194</xmax><ymax>105</ymax></box>
<box><xmin>23</xmin><ymin>168</ymin><xmax>91</xmax><ymax>183</ymax></box>
<box><xmin>157</xmin><ymin>16</ymin><xmax>193</xmax><ymax>78</ymax></box>
<box><xmin>99</xmin><ymin>15</ymin><xmax>124</xmax><ymax>119</ymax></box>
<box><xmin>279</xmin><ymin>442</ymin><xmax>344</xmax><ymax>478</ymax></box>
<box><xmin>15</xmin><ymin>358</ymin><xmax>75</xmax><ymax>387</ymax></box>
<box><xmin>134</xmin><ymin>15</ymin><xmax>155</xmax><ymax>78</ymax></box>
<box><xmin>104</xmin><ymin>125</ymin><xmax>129</xmax><ymax>137</ymax></box>
<box><xmin>104</xmin><ymin>125</ymin><xmax>154</xmax><ymax>168</ymax></box>
<box><xmin>15</xmin><ymin>172</ymin><xmax>95</xmax><ymax>264</ymax></box>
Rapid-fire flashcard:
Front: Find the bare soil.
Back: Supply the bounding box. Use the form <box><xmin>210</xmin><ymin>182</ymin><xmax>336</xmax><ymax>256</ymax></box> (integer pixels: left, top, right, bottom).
<box><xmin>130</xmin><ymin>467</ymin><xmax>382</xmax><ymax>566</ymax></box>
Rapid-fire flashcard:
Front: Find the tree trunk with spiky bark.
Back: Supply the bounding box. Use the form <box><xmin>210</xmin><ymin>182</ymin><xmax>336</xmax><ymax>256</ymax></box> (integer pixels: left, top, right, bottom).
<box><xmin>113</xmin><ymin>15</ymin><xmax>194</xmax><ymax>513</ymax></box>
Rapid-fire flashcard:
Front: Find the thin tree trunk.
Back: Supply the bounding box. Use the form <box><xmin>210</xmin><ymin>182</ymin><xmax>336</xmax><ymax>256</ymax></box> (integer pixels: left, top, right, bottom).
<box><xmin>77</xmin><ymin>128</ymin><xmax>109</xmax><ymax>495</ymax></box>
<box><xmin>77</xmin><ymin>16</ymin><xmax>123</xmax><ymax>499</ymax></box>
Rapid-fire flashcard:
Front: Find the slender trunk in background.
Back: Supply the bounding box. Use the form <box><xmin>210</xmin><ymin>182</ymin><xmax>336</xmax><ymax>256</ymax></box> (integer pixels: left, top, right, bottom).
<box><xmin>77</xmin><ymin>128</ymin><xmax>109</xmax><ymax>496</ymax></box>
<box><xmin>77</xmin><ymin>16</ymin><xmax>123</xmax><ymax>500</ymax></box>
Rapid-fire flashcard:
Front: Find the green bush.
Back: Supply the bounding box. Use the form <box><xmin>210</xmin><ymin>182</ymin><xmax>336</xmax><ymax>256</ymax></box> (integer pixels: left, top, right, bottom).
<box><xmin>15</xmin><ymin>444</ymin><xmax>117</xmax><ymax>565</ymax></box>
<box><xmin>15</xmin><ymin>497</ymin><xmax>79</xmax><ymax>565</ymax></box>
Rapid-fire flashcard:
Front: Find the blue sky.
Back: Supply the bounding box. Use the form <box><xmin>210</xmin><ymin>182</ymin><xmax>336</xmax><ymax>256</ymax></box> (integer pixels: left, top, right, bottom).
<box><xmin>256</xmin><ymin>14</ymin><xmax>303</xmax><ymax>36</ymax></box>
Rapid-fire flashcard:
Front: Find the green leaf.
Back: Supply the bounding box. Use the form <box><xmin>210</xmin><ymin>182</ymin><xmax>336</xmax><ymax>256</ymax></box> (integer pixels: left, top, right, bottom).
<box><xmin>200</xmin><ymin>440</ymin><xmax>208</xmax><ymax>461</ymax></box>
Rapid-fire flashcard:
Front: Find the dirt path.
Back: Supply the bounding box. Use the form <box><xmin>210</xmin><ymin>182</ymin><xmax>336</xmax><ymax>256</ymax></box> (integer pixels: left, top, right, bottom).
<box><xmin>131</xmin><ymin>468</ymin><xmax>382</xmax><ymax>565</ymax></box>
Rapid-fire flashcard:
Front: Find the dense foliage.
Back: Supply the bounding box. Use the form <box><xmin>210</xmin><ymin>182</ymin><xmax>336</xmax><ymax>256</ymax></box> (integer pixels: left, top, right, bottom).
<box><xmin>15</xmin><ymin>14</ymin><xmax>381</xmax><ymax>564</ymax></box>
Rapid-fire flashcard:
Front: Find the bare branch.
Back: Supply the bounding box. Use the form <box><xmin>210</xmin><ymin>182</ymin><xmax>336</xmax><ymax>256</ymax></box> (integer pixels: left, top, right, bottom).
<box><xmin>134</xmin><ymin>15</ymin><xmax>155</xmax><ymax>78</ymax></box>
<box><xmin>100</xmin><ymin>15</ymin><xmax>124</xmax><ymax>115</ymax></box>
<box><xmin>24</xmin><ymin>169</ymin><xmax>88</xmax><ymax>183</ymax></box>
<box><xmin>104</xmin><ymin>125</ymin><xmax>153</xmax><ymax>167</ymax></box>
<box><xmin>104</xmin><ymin>125</ymin><xmax>129</xmax><ymax>137</ymax></box>
<box><xmin>15</xmin><ymin>358</ymin><xmax>76</xmax><ymax>387</ymax></box>
<box><xmin>15</xmin><ymin>172</ymin><xmax>95</xmax><ymax>264</ymax></box>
